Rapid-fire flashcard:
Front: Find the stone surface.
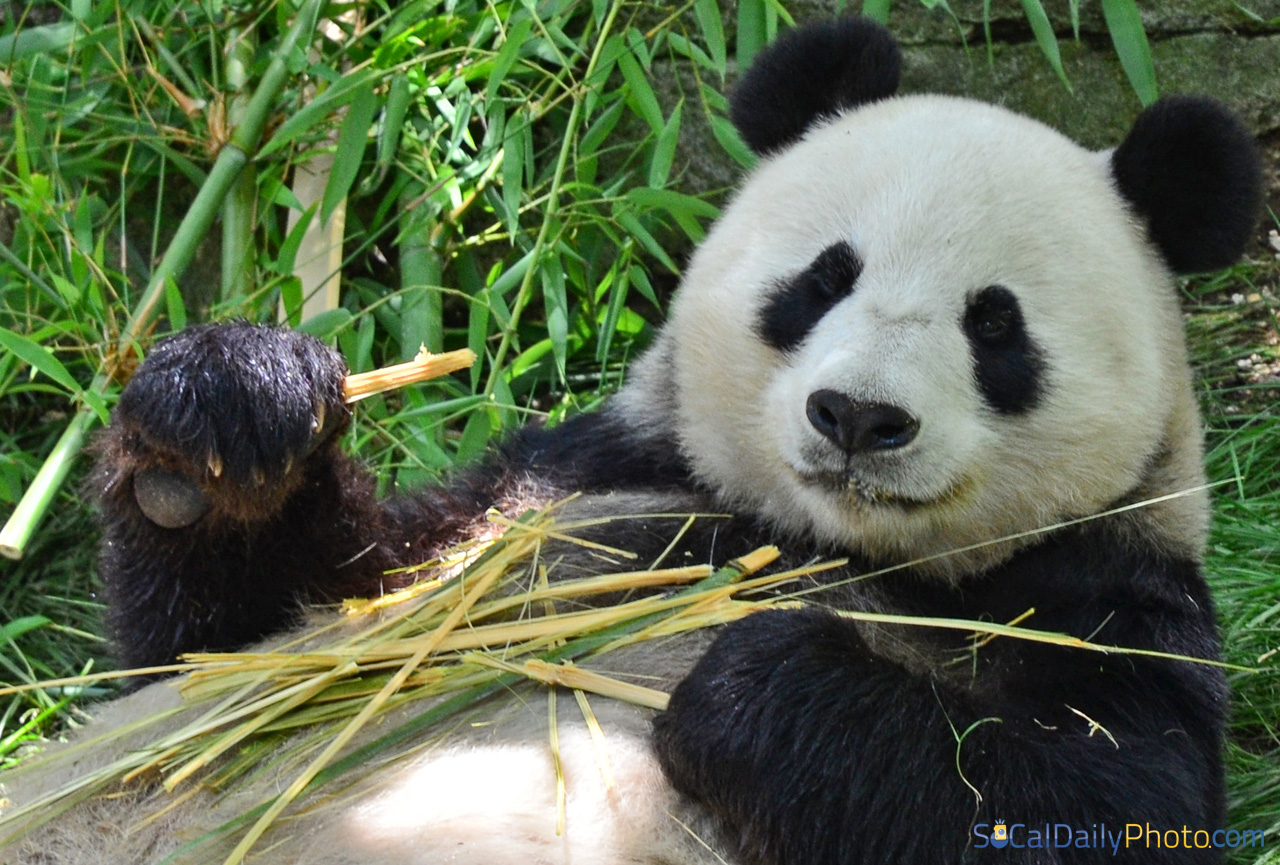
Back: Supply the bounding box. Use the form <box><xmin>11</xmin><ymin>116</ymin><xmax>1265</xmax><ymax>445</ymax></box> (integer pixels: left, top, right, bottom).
<box><xmin>901</xmin><ymin>32</ymin><xmax>1280</xmax><ymax>148</ymax></box>
<box><xmin>655</xmin><ymin>1</ymin><xmax>1280</xmax><ymax>195</ymax></box>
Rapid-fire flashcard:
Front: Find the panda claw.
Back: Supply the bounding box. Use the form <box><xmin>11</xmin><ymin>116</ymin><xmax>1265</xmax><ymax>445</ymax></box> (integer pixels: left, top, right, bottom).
<box><xmin>312</xmin><ymin>401</ymin><xmax>325</xmax><ymax>435</ymax></box>
<box><xmin>208</xmin><ymin>453</ymin><xmax>223</xmax><ymax>479</ymax></box>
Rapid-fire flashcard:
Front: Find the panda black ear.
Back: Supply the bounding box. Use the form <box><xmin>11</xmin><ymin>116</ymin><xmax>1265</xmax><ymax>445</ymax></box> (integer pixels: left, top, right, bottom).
<box><xmin>1110</xmin><ymin>96</ymin><xmax>1263</xmax><ymax>274</ymax></box>
<box><xmin>729</xmin><ymin>17</ymin><xmax>901</xmax><ymax>156</ymax></box>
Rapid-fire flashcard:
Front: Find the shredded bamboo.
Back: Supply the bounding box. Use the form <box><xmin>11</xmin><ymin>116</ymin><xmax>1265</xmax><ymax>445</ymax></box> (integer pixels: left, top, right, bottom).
<box><xmin>0</xmin><ymin>498</ymin><xmax>1254</xmax><ymax>860</ymax></box>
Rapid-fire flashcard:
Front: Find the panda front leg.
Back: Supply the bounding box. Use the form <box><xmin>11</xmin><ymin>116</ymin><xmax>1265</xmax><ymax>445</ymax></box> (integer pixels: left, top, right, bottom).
<box><xmin>654</xmin><ymin>608</ymin><xmax>1223</xmax><ymax>865</ymax></box>
<box><xmin>92</xmin><ymin>323</ymin><xmax>468</xmax><ymax>670</ymax></box>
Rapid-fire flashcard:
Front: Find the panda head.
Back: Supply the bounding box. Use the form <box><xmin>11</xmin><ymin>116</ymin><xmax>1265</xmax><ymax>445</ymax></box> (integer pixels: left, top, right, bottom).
<box><xmin>645</xmin><ymin>18</ymin><xmax>1263</xmax><ymax>575</ymax></box>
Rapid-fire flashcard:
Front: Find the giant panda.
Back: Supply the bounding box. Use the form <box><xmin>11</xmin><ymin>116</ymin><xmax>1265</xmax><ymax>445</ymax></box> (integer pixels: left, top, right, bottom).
<box><xmin>0</xmin><ymin>16</ymin><xmax>1264</xmax><ymax>865</ymax></box>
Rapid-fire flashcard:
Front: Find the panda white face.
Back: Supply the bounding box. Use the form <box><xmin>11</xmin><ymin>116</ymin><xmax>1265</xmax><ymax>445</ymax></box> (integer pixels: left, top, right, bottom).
<box><xmin>664</xmin><ymin>95</ymin><xmax>1194</xmax><ymax>575</ymax></box>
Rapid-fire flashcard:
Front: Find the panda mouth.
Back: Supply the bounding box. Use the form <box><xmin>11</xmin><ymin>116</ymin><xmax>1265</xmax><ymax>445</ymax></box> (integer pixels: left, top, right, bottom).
<box><xmin>795</xmin><ymin>469</ymin><xmax>933</xmax><ymax>508</ymax></box>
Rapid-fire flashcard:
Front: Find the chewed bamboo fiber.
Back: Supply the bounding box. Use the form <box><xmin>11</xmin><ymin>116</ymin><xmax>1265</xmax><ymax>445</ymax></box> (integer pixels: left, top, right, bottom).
<box><xmin>0</xmin><ymin>508</ymin><xmax>794</xmax><ymax>857</ymax></box>
<box><xmin>0</xmin><ymin>501</ymin><xmax>1250</xmax><ymax>862</ymax></box>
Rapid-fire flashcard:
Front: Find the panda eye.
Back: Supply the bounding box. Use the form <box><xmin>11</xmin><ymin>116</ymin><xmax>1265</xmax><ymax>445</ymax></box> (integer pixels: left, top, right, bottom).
<box><xmin>975</xmin><ymin>308</ymin><xmax>1013</xmax><ymax>342</ymax></box>
<box><xmin>965</xmin><ymin>286</ymin><xmax>1019</xmax><ymax>347</ymax></box>
<box><xmin>962</xmin><ymin>284</ymin><xmax>1047</xmax><ymax>416</ymax></box>
<box><xmin>806</xmin><ymin>243</ymin><xmax>862</xmax><ymax>300</ymax></box>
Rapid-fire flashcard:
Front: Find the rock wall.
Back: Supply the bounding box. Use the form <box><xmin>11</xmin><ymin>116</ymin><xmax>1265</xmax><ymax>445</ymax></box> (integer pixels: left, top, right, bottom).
<box><xmin>661</xmin><ymin>1</ymin><xmax>1280</xmax><ymax>195</ymax></box>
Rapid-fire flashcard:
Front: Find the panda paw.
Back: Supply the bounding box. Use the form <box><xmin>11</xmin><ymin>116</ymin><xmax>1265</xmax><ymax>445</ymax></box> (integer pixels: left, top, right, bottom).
<box><xmin>110</xmin><ymin>322</ymin><xmax>348</xmax><ymax>526</ymax></box>
<box><xmin>652</xmin><ymin>607</ymin><xmax>870</xmax><ymax>806</ymax></box>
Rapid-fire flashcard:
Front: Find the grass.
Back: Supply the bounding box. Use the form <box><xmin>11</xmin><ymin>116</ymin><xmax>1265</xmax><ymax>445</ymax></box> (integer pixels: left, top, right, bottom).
<box><xmin>1186</xmin><ymin>262</ymin><xmax>1280</xmax><ymax>860</ymax></box>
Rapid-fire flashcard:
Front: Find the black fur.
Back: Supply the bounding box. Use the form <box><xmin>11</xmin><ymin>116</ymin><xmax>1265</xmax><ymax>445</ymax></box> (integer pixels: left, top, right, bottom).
<box><xmin>115</xmin><ymin>322</ymin><xmax>347</xmax><ymax>487</ymax></box>
<box><xmin>654</xmin><ymin>519</ymin><xmax>1225</xmax><ymax>865</ymax></box>
<box><xmin>1111</xmin><ymin>96</ymin><xmax>1263</xmax><ymax>274</ymax></box>
<box><xmin>963</xmin><ymin>285</ymin><xmax>1046</xmax><ymax>414</ymax></box>
<box><xmin>729</xmin><ymin>17</ymin><xmax>900</xmax><ymax>156</ymax></box>
<box><xmin>756</xmin><ymin>241</ymin><xmax>863</xmax><ymax>352</ymax></box>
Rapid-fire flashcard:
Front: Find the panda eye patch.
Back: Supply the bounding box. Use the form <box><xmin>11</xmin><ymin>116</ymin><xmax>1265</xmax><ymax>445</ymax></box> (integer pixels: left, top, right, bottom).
<box><xmin>756</xmin><ymin>241</ymin><xmax>863</xmax><ymax>352</ymax></box>
<box><xmin>963</xmin><ymin>285</ymin><xmax>1046</xmax><ymax>414</ymax></box>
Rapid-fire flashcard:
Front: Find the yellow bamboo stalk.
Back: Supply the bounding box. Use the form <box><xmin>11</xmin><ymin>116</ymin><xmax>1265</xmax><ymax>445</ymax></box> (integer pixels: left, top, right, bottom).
<box><xmin>468</xmin><ymin>655</ymin><xmax>670</xmax><ymax>711</ymax></box>
<box><xmin>343</xmin><ymin>347</ymin><xmax>477</xmax><ymax>403</ymax></box>
<box><xmin>221</xmin><ymin>529</ymin><xmax>511</xmax><ymax>865</ymax></box>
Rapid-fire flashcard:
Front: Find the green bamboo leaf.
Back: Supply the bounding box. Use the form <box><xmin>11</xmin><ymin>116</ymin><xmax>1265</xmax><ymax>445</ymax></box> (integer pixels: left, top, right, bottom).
<box><xmin>648</xmin><ymin>100</ymin><xmax>683</xmax><ymax>188</ymax></box>
<box><xmin>627</xmin><ymin>187</ymin><xmax>720</xmax><ymax>219</ymax></box>
<box><xmin>489</xmin><ymin>248</ymin><xmax>535</xmax><ymax>299</ymax></box>
<box><xmin>668</xmin><ymin>32</ymin><xmax>715</xmax><ymax>70</ymax></box>
<box><xmin>579</xmin><ymin>98</ymin><xmax>627</xmax><ymax>157</ymax></box>
<box><xmin>501</xmin><ymin>120</ymin><xmax>527</xmax><ymax>238</ymax></box>
<box><xmin>737</xmin><ymin>0</ymin><xmax>768</xmax><ymax>68</ymax></box>
<box><xmin>259</xmin><ymin>174</ymin><xmax>304</xmax><ymax>211</ymax></box>
<box><xmin>511</xmin><ymin>337</ymin><xmax>555</xmax><ymax>379</ymax></box>
<box><xmin>1020</xmin><ymin>0</ymin><xmax>1073</xmax><ymax>92</ymax></box>
<box><xmin>628</xmin><ymin>265</ymin><xmax>659</xmax><ymax>307</ymax></box>
<box><xmin>275</xmin><ymin>202</ymin><xmax>320</xmax><ymax>277</ymax></box>
<box><xmin>363</xmin><ymin>73</ymin><xmax>412</xmax><ymax>191</ymax></box>
<box><xmin>491</xmin><ymin>371</ymin><xmax>517</xmax><ymax>430</ymax></box>
<box><xmin>457</xmin><ymin>409</ymin><xmax>492</xmax><ymax>462</ymax></box>
<box><xmin>709</xmin><ymin>114</ymin><xmax>757</xmax><ymax>168</ymax></box>
<box><xmin>164</xmin><ymin>276</ymin><xmax>187</xmax><ymax>332</ymax></box>
<box><xmin>259</xmin><ymin>69</ymin><xmax>381</xmax><ymax>158</ymax></box>
<box><xmin>280</xmin><ymin>277</ymin><xmax>305</xmax><ymax>326</ymax></box>
<box><xmin>297</xmin><ymin>308</ymin><xmax>354</xmax><ymax>339</ymax></box>
<box><xmin>322</xmin><ymin>82</ymin><xmax>379</xmax><ymax>226</ymax></box>
<box><xmin>861</xmin><ymin>0</ymin><xmax>892</xmax><ymax>24</ymax></box>
<box><xmin>485</xmin><ymin>17</ymin><xmax>534</xmax><ymax>103</ymax></box>
<box><xmin>596</xmin><ymin>267</ymin><xmax>629</xmax><ymax>363</ymax></box>
<box><xmin>49</xmin><ymin>274</ymin><xmax>80</xmax><ymax>307</ymax></box>
<box><xmin>693</xmin><ymin>0</ymin><xmax>727</xmax><ymax>77</ymax></box>
<box><xmin>467</xmin><ymin>294</ymin><xmax>491</xmax><ymax>391</ymax></box>
<box><xmin>354</xmin><ymin>315</ymin><xmax>376</xmax><ymax>373</ymax></box>
<box><xmin>541</xmin><ymin>267</ymin><xmax>569</xmax><ymax>381</ymax></box>
<box><xmin>0</xmin><ymin>22</ymin><xmax>76</xmax><ymax>61</ymax></box>
<box><xmin>615</xmin><ymin>210</ymin><xmax>679</xmax><ymax>273</ymax></box>
<box><xmin>617</xmin><ymin>49</ymin><xmax>664</xmax><ymax>134</ymax></box>
<box><xmin>1100</xmin><ymin>0</ymin><xmax>1157</xmax><ymax>105</ymax></box>
<box><xmin>0</xmin><ymin>330</ymin><xmax>81</xmax><ymax>395</ymax></box>
<box><xmin>0</xmin><ymin>615</ymin><xmax>51</xmax><ymax>642</ymax></box>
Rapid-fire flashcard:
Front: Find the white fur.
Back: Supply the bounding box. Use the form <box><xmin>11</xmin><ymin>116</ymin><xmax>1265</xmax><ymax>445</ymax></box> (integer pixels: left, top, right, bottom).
<box><xmin>0</xmin><ymin>95</ymin><xmax>1205</xmax><ymax>863</ymax></box>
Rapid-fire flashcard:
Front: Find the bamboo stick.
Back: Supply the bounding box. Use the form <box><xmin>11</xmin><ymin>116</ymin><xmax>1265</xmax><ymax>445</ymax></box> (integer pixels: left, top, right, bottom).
<box><xmin>343</xmin><ymin>347</ymin><xmax>477</xmax><ymax>403</ymax></box>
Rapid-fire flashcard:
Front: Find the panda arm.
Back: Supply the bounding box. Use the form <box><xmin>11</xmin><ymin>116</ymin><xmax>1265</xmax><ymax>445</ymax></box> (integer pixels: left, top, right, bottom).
<box><xmin>92</xmin><ymin>323</ymin><xmax>678</xmax><ymax>670</ymax></box>
<box><xmin>653</xmin><ymin>567</ymin><xmax>1225</xmax><ymax>864</ymax></box>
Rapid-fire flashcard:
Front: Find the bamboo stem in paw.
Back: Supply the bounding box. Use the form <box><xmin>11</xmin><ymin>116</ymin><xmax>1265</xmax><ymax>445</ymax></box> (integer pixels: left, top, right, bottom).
<box><xmin>342</xmin><ymin>347</ymin><xmax>477</xmax><ymax>404</ymax></box>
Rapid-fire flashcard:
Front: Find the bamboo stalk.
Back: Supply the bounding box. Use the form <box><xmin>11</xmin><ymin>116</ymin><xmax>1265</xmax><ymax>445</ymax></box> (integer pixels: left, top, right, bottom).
<box><xmin>221</xmin><ymin>22</ymin><xmax>257</xmax><ymax>302</ymax></box>
<box><xmin>0</xmin><ymin>0</ymin><xmax>326</xmax><ymax>560</ymax></box>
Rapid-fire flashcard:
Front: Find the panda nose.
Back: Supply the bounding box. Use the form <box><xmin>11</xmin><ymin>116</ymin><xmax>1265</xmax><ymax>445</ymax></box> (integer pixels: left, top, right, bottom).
<box><xmin>806</xmin><ymin>390</ymin><xmax>919</xmax><ymax>453</ymax></box>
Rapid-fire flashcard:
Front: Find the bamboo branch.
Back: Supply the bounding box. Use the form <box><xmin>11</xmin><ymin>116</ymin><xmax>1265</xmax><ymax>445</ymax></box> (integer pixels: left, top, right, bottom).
<box><xmin>0</xmin><ymin>0</ymin><xmax>326</xmax><ymax>561</ymax></box>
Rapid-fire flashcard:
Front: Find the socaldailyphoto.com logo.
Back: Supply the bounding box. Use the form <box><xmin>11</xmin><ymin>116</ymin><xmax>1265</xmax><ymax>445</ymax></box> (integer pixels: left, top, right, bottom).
<box><xmin>974</xmin><ymin>821</ymin><xmax>1266</xmax><ymax>855</ymax></box>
